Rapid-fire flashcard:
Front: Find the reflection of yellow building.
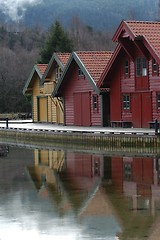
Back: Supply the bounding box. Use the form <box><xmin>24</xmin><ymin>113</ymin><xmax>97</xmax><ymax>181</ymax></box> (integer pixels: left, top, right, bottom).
<box><xmin>27</xmin><ymin>149</ymin><xmax>65</xmax><ymax>189</ymax></box>
<box><xmin>34</xmin><ymin>149</ymin><xmax>65</xmax><ymax>172</ymax></box>
<box><xmin>26</xmin><ymin>151</ymin><xmax>160</xmax><ymax>239</ymax></box>
<box><xmin>34</xmin><ymin>149</ymin><xmax>65</xmax><ymax>184</ymax></box>
<box><xmin>23</xmin><ymin>53</ymin><xmax>70</xmax><ymax>123</ymax></box>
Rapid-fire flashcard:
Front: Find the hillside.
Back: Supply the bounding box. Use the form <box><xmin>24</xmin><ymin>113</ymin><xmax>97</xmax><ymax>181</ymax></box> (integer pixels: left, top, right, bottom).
<box><xmin>0</xmin><ymin>0</ymin><xmax>159</xmax><ymax>114</ymax></box>
<box><xmin>0</xmin><ymin>0</ymin><xmax>159</xmax><ymax>30</ymax></box>
<box><xmin>23</xmin><ymin>0</ymin><xmax>159</xmax><ymax>30</ymax></box>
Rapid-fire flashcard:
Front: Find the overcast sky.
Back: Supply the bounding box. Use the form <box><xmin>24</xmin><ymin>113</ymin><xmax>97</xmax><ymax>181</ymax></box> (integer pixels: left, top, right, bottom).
<box><xmin>0</xmin><ymin>0</ymin><xmax>42</xmax><ymax>21</ymax></box>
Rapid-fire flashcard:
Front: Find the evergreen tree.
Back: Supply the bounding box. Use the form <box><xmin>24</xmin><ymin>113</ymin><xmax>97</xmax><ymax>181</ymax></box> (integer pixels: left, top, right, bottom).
<box><xmin>39</xmin><ymin>20</ymin><xmax>74</xmax><ymax>63</ymax></box>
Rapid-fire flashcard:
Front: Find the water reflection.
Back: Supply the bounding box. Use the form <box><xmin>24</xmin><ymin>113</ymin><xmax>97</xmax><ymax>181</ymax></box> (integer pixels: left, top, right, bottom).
<box><xmin>0</xmin><ymin>146</ymin><xmax>160</xmax><ymax>239</ymax></box>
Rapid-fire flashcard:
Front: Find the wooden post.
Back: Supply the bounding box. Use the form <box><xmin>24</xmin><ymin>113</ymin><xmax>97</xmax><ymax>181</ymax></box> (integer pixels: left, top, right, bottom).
<box><xmin>6</xmin><ymin>118</ymin><xmax>8</xmax><ymax>129</ymax></box>
<box><xmin>155</xmin><ymin>119</ymin><xmax>159</xmax><ymax>135</ymax></box>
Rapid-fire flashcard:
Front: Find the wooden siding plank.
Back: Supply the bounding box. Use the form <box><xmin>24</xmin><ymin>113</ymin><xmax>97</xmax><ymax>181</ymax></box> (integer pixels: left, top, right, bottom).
<box><xmin>38</xmin><ymin>97</ymin><xmax>48</xmax><ymax>122</ymax></box>
<box><xmin>64</xmin><ymin>65</ymin><xmax>102</xmax><ymax>126</ymax></box>
<box><xmin>82</xmin><ymin>92</ymin><xmax>91</xmax><ymax>126</ymax></box>
<box><xmin>74</xmin><ymin>93</ymin><xmax>82</xmax><ymax>126</ymax></box>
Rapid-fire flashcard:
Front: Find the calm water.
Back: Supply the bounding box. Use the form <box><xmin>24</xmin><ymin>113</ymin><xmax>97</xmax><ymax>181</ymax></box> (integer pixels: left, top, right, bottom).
<box><xmin>0</xmin><ymin>144</ymin><xmax>159</xmax><ymax>240</ymax></box>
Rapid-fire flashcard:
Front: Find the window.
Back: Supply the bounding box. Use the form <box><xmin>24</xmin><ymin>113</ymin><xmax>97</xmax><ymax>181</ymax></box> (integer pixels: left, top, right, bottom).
<box><xmin>124</xmin><ymin>59</ymin><xmax>129</xmax><ymax>76</ymax></box>
<box><xmin>78</xmin><ymin>67</ymin><xmax>84</xmax><ymax>76</ymax></box>
<box><xmin>55</xmin><ymin>67</ymin><xmax>62</xmax><ymax>80</ymax></box>
<box><xmin>94</xmin><ymin>160</ymin><xmax>99</xmax><ymax>176</ymax></box>
<box><xmin>59</xmin><ymin>68</ymin><xmax>62</xmax><ymax>78</ymax></box>
<box><xmin>55</xmin><ymin>67</ymin><xmax>59</xmax><ymax>79</ymax></box>
<box><xmin>124</xmin><ymin>163</ymin><xmax>132</xmax><ymax>181</ymax></box>
<box><xmin>93</xmin><ymin>95</ymin><xmax>98</xmax><ymax>112</ymax></box>
<box><xmin>123</xmin><ymin>94</ymin><xmax>130</xmax><ymax>110</ymax></box>
<box><xmin>157</xmin><ymin>93</ymin><xmax>160</xmax><ymax>110</ymax></box>
<box><xmin>142</xmin><ymin>58</ymin><xmax>147</xmax><ymax>76</ymax></box>
<box><xmin>136</xmin><ymin>57</ymin><xmax>147</xmax><ymax>76</ymax></box>
<box><xmin>152</xmin><ymin>58</ymin><xmax>159</xmax><ymax>75</ymax></box>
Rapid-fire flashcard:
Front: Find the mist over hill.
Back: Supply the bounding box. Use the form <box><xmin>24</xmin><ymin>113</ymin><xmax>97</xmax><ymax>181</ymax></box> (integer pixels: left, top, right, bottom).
<box><xmin>0</xmin><ymin>0</ymin><xmax>159</xmax><ymax>31</ymax></box>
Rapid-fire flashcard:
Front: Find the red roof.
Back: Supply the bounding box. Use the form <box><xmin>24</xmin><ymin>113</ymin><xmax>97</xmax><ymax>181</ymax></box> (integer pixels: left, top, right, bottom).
<box><xmin>127</xmin><ymin>21</ymin><xmax>160</xmax><ymax>56</ymax></box>
<box><xmin>76</xmin><ymin>51</ymin><xmax>113</xmax><ymax>83</ymax></box>
<box><xmin>36</xmin><ymin>64</ymin><xmax>48</xmax><ymax>75</ymax></box>
<box><xmin>56</xmin><ymin>53</ymin><xmax>71</xmax><ymax>66</ymax></box>
<box><xmin>114</xmin><ymin>20</ymin><xmax>160</xmax><ymax>59</ymax></box>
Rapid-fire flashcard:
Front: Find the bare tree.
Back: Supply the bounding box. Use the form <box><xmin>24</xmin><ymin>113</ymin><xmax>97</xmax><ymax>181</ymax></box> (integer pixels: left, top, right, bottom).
<box><xmin>68</xmin><ymin>16</ymin><xmax>115</xmax><ymax>51</ymax></box>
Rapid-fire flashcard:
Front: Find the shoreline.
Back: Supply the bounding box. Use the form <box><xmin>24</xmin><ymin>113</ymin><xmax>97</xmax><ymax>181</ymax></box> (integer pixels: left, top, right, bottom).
<box><xmin>0</xmin><ymin>123</ymin><xmax>159</xmax><ymax>155</ymax></box>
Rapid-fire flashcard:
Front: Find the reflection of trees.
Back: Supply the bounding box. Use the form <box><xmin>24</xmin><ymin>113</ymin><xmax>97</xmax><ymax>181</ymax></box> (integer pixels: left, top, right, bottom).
<box><xmin>0</xmin><ymin>144</ymin><xmax>9</xmax><ymax>157</ymax></box>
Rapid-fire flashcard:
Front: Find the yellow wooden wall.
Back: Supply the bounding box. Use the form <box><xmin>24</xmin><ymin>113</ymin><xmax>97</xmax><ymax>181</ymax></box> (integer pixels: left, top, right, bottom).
<box><xmin>31</xmin><ymin>67</ymin><xmax>64</xmax><ymax>123</ymax></box>
<box><xmin>32</xmin><ymin>77</ymin><xmax>42</xmax><ymax>122</ymax></box>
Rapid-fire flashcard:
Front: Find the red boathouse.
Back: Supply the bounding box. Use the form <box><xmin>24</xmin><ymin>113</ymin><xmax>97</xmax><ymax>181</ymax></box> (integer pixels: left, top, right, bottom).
<box><xmin>53</xmin><ymin>51</ymin><xmax>112</xmax><ymax>127</ymax></box>
<box><xmin>98</xmin><ymin>20</ymin><xmax>160</xmax><ymax>128</ymax></box>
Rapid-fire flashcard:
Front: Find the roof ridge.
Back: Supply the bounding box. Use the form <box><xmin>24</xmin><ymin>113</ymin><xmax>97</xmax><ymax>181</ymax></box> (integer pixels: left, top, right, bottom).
<box><xmin>75</xmin><ymin>50</ymin><xmax>113</xmax><ymax>53</ymax></box>
<box><xmin>56</xmin><ymin>52</ymin><xmax>70</xmax><ymax>55</ymax></box>
<box><xmin>37</xmin><ymin>63</ymin><xmax>48</xmax><ymax>66</ymax></box>
<box><xmin>126</xmin><ymin>20</ymin><xmax>160</xmax><ymax>24</ymax></box>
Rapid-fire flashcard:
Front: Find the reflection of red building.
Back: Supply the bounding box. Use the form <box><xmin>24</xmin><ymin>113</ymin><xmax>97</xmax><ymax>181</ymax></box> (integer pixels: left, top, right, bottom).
<box><xmin>63</xmin><ymin>152</ymin><xmax>103</xmax><ymax>192</ymax></box>
<box><xmin>111</xmin><ymin>156</ymin><xmax>160</xmax><ymax>215</ymax></box>
<box><xmin>66</xmin><ymin>152</ymin><xmax>102</xmax><ymax>177</ymax></box>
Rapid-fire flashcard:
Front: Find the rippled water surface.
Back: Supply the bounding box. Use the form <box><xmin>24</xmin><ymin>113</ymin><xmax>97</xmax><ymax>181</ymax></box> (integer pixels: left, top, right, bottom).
<box><xmin>0</xmin><ymin>144</ymin><xmax>159</xmax><ymax>239</ymax></box>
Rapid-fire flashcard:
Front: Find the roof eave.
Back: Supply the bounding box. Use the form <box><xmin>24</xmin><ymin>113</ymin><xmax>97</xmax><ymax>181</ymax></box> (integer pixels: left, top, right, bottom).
<box><xmin>73</xmin><ymin>52</ymin><xmax>101</xmax><ymax>94</ymax></box>
<box><xmin>52</xmin><ymin>53</ymin><xmax>74</xmax><ymax>97</ymax></box>
<box><xmin>113</xmin><ymin>20</ymin><xmax>136</xmax><ymax>42</ymax></box>
<box><xmin>41</xmin><ymin>53</ymin><xmax>65</xmax><ymax>85</ymax></box>
<box><xmin>53</xmin><ymin>52</ymin><xmax>101</xmax><ymax>97</ymax></box>
<box><xmin>23</xmin><ymin>65</ymin><xmax>42</xmax><ymax>95</ymax></box>
<box><xmin>143</xmin><ymin>37</ymin><xmax>160</xmax><ymax>65</ymax></box>
<box><xmin>97</xmin><ymin>44</ymin><xmax>122</xmax><ymax>87</ymax></box>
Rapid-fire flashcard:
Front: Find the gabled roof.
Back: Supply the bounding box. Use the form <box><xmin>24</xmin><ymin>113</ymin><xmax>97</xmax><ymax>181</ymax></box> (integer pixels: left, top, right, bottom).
<box><xmin>98</xmin><ymin>45</ymin><xmax>122</xmax><ymax>87</ymax></box>
<box><xmin>23</xmin><ymin>64</ymin><xmax>47</xmax><ymax>95</ymax></box>
<box><xmin>98</xmin><ymin>20</ymin><xmax>160</xmax><ymax>87</ymax></box>
<box><xmin>113</xmin><ymin>20</ymin><xmax>160</xmax><ymax>64</ymax></box>
<box><xmin>41</xmin><ymin>52</ymin><xmax>70</xmax><ymax>84</ymax></box>
<box><xmin>53</xmin><ymin>51</ymin><xmax>113</xmax><ymax>96</ymax></box>
<box><xmin>37</xmin><ymin>64</ymin><xmax>48</xmax><ymax>75</ymax></box>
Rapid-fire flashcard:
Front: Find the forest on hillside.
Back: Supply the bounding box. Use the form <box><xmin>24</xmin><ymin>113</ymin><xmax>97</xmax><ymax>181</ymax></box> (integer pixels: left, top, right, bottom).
<box><xmin>0</xmin><ymin>17</ymin><xmax>116</xmax><ymax>114</ymax></box>
<box><xmin>0</xmin><ymin>25</ymin><xmax>45</xmax><ymax>113</ymax></box>
<box><xmin>1</xmin><ymin>0</ymin><xmax>160</xmax><ymax>114</ymax></box>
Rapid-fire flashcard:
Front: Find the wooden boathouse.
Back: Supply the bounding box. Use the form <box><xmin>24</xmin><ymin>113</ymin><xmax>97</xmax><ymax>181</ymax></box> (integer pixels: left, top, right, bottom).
<box><xmin>23</xmin><ymin>53</ymin><xmax>70</xmax><ymax>124</ymax></box>
<box><xmin>53</xmin><ymin>51</ymin><xmax>112</xmax><ymax>127</ymax></box>
<box><xmin>98</xmin><ymin>20</ymin><xmax>160</xmax><ymax>129</ymax></box>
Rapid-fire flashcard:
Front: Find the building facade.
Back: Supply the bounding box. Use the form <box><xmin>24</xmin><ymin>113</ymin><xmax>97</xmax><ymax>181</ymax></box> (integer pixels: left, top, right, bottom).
<box><xmin>53</xmin><ymin>51</ymin><xmax>112</xmax><ymax>126</ymax></box>
<box><xmin>23</xmin><ymin>53</ymin><xmax>70</xmax><ymax>123</ymax></box>
<box><xmin>98</xmin><ymin>20</ymin><xmax>160</xmax><ymax>128</ymax></box>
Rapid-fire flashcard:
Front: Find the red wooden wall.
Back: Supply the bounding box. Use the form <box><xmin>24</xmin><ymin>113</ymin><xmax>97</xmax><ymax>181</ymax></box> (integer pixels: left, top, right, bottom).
<box><xmin>109</xmin><ymin>47</ymin><xmax>160</xmax><ymax>127</ymax></box>
<box><xmin>64</xmin><ymin>63</ymin><xmax>102</xmax><ymax>126</ymax></box>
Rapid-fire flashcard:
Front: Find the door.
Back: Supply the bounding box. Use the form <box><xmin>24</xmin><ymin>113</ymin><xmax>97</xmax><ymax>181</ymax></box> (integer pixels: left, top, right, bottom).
<box><xmin>102</xmin><ymin>93</ymin><xmax>110</xmax><ymax>126</ymax></box>
<box><xmin>135</xmin><ymin>57</ymin><xmax>149</xmax><ymax>90</ymax></box>
<box><xmin>38</xmin><ymin>97</ymin><xmax>48</xmax><ymax>122</ymax></box>
<box><xmin>74</xmin><ymin>92</ymin><xmax>91</xmax><ymax>126</ymax></box>
<box><xmin>132</xmin><ymin>92</ymin><xmax>152</xmax><ymax>128</ymax></box>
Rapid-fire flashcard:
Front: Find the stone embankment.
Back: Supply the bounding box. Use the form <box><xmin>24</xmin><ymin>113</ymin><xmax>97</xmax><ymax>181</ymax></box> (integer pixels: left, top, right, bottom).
<box><xmin>0</xmin><ymin>121</ymin><xmax>159</xmax><ymax>155</ymax></box>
